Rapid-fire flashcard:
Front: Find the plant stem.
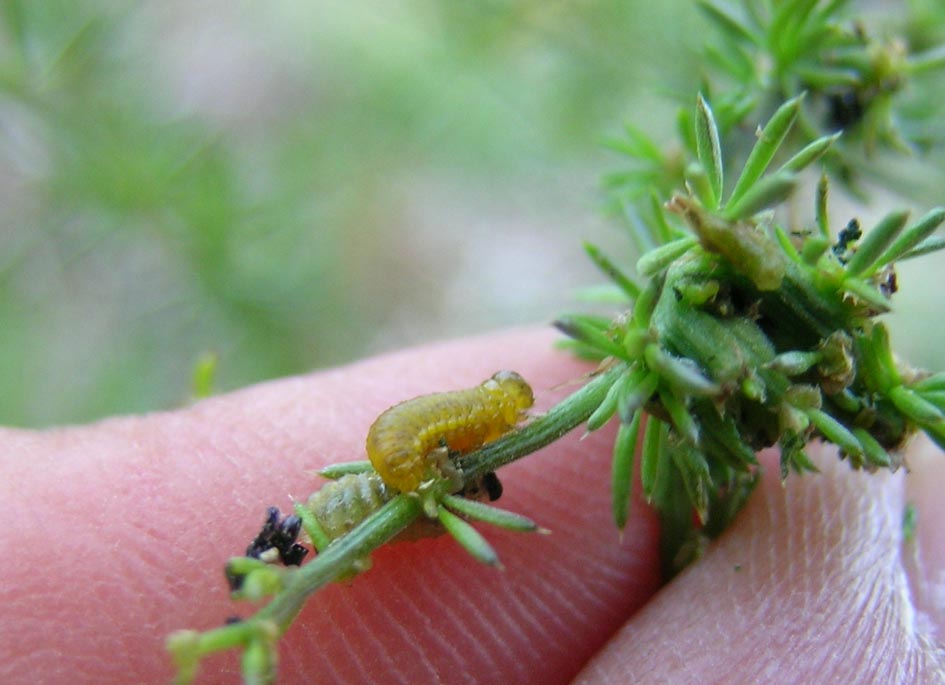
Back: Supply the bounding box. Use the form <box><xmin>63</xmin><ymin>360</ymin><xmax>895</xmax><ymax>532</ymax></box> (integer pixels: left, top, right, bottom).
<box><xmin>261</xmin><ymin>495</ymin><xmax>423</xmax><ymax>630</ymax></box>
<box><xmin>178</xmin><ymin>361</ymin><xmax>625</xmax><ymax>663</ymax></box>
<box><xmin>460</xmin><ymin>363</ymin><xmax>625</xmax><ymax>480</ymax></box>
<box><xmin>274</xmin><ymin>362</ymin><xmax>622</xmax><ymax>617</ymax></box>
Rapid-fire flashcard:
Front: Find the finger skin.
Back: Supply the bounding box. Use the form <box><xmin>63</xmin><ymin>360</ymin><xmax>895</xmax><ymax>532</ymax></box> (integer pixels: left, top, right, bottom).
<box><xmin>0</xmin><ymin>328</ymin><xmax>662</xmax><ymax>685</ymax></box>
<box><xmin>573</xmin><ymin>443</ymin><xmax>945</xmax><ymax>685</ymax></box>
<box><xmin>903</xmin><ymin>439</ymin><xmax>945</xmax><ymax>646</ymax></box>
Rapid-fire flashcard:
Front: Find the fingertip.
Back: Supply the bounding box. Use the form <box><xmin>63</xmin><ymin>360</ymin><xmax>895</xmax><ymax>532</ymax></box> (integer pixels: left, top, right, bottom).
<box><xmin>573</xmin><ymin>444</ymin><xmax>945</xmax><ymax>684</ymax></box>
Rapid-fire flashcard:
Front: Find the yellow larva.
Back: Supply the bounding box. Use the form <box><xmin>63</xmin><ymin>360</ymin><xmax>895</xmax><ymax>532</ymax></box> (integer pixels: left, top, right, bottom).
<box><xmin>366</xmin><ymin>371</ymin><xmax>534</xmax><ymax>493</ymax></box>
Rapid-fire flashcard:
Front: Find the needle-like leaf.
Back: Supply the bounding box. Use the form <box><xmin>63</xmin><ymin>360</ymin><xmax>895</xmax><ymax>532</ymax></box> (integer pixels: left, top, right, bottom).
<box><xmin>437</xmin><ymin>506</ymin><xmax>500</xmax><ymax>567</ymax></box>
<box><xmin>695</xmin><ymin>93</ymin><xmax>724</xmax><ymax>209</ymax></box>
<box><xmin>440</xmin><ymin>495</ymin><xmax>539</xmax><ymax>532</ymax></box>
<box><xmin>727</xmin><ymin>95</ymin><xmax>803</xmax><ymax>207</ymax></box>
<box><xmin>612</xmin><ymin>411</ymin><xmax>642</xmax><ymax>530</ymax></box>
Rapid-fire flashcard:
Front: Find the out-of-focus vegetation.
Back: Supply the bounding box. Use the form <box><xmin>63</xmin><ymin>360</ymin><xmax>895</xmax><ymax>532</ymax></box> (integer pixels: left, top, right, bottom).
<box><xmin>0</xmin><ymin>0</ymin><xmax>942</xmax><ymax>427</ymax></box>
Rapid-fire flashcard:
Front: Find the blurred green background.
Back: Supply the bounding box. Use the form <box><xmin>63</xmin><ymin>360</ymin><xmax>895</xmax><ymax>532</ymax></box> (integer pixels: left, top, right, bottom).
<box><xmin>0</xmin><ymin>1</ymin><xmax>941</xmax><ymax>428</ymax></box>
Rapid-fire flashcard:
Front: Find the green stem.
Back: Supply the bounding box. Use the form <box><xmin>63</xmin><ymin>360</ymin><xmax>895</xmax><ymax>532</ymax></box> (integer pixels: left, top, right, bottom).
<box><xmin>260</xmin><ymin>495</ymin><xmax>424</xmax><ymax>631</ymax></box>
<box><xmin>173</xmin><ymin>361</ymin><xmax>625</xmax><ymax>672</ymax></box>
<box><xmin>459</xmin><ymin>363</ymin><xmax>625</xmax><ymax>480</ymax></box>
<box><xmin>278</xmin><ymin>361</ymin><xmax>621</xmax><ymax>609</ymax></box>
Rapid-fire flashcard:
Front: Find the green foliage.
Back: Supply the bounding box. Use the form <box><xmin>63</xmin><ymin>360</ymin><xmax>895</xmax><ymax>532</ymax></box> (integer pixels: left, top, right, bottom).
<box><xmin>605</xmin><ymin>0</ymin><xmax>945</xmax><ymax>214</ymax></box>
<box><xmin>558</xmin><ymin>0</ymin><xmax>945</xmax><ymax>570</ymax></box>
<box><xmin>694</xmin><ymin>0</ymin><xmax>945</xmax><ymax>154</ymax></box>
<box><xmin>189</xmin><ymin>351</ymin><xmax>218</xmax><ymax>400</ymax></box>
<box><xmin>567</xmin><ymin>104</ymin><xmax>945</xmax><ymax>560</ymax></box>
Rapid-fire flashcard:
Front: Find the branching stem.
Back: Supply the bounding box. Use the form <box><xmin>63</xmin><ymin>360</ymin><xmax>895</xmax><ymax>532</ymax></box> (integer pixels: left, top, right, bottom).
<box><xmin>459</xmin><ymin>363</ymin><xmax>625</xmax><ymax>480</ymax></box>
<box><xmin>175</xmin><ymin>362</ymin><xmax>624</xmax><ymax>668</ymax></box>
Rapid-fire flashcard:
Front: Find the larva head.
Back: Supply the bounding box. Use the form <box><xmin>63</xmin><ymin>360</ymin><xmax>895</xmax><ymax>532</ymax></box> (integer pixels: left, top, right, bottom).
<box><xmin>488</xmin><ymin>370</ymin><xmax>534</xmax><ymax>413</ymax></box>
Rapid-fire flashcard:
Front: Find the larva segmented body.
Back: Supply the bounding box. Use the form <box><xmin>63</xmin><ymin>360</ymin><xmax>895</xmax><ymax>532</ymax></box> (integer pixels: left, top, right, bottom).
<box><xmin>304</xmin><ymin>472</ymin><xmax>396</xmax><ymax>541</ymax></box>
<box><xmin>228</xmin><ymin>470</ymin><xmax>505</xmax><ymax>592</ymax></box>
<box><xmin>366</xmin><ymin>371</ymin><xmax>534</xmax><ymax>493</ymax></box>
<box><xmin>227</xmin><ymin>474</ymin><xmax>399</xmax><ymax>591</ymax></box>
<box><xmin>303</xmin><ymin>470</ymin><xmax>505</xmax><ymax>546</ymax></box>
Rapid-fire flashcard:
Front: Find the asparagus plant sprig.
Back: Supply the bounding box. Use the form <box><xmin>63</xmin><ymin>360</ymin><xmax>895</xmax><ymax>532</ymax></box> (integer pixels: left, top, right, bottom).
<box><xmin>167</xmin><ymin>365</ymin><xmax>623</xmax><ymax>685</ymax></box>
<box><xmin>566</xmin><ymin>91</ymin><xmax>945</xmax><ymax>573</ymax></box>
